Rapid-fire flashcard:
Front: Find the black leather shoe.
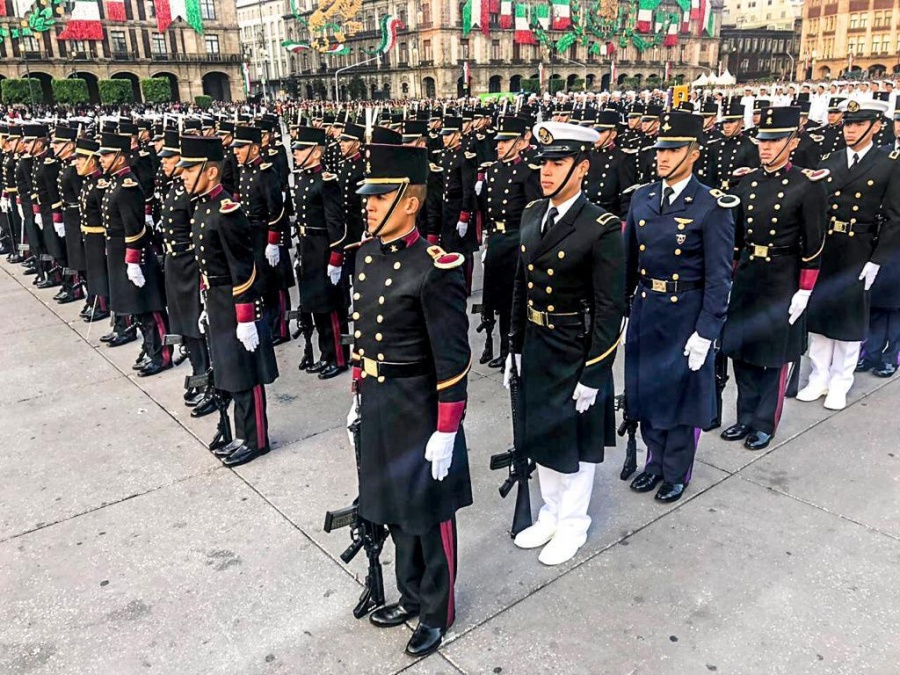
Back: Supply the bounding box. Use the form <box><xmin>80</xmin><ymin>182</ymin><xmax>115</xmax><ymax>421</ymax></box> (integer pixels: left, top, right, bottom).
<box><xmin>744</xmin><ymin>431</ymin><xmax>772</xmax><ymax>451</ymax></box>
<box><xmin>99</xmin><ymin>330</ymin><xmax>117</xmax><ymax>343</ymax></box>
<box><xmin>873</xmin><ymin>362</ymin><xmax>898</xmax><ymax>378</ymax></box>
<box><xmin>83</xmin><ymin>309</ymin><xmax>110</xmax><ymax>323</ymax></box>
<box><xmin>212</xmin><ymin>438</ymin><xmax>244</xmax><ymax>458</ymax></box>
<box><xmin>369</xmin><ymin>603</ymin><xmax>419</xmax><ymax>628</ymax></box>
<box><xmin>184</xmin><ymin>389</ymin><xmax>204</xmax><ymax>407</ymax></box>
<box><xmin>173</xmin><ymin>346</ymin><xmax>189</xmax><ymax>367</ymax></box>
<box><xmin>55</xmin><ymin>290</ymin><xmax>81</xmax><ymax>305</ymax></box>
<box><xmin>36</xmin><ymin>277</ymin><xmax>61</xmax><ymax>289</ymax></box>
<box><xmin>487</xmin><ymin>355</ymin><xmax>505</xmax><ymax>369</ymax></box>
<box><xmin>53</xmin><ymin>287</ymin><xmax>68</xmax><ymax>301</ymax></box>
<box><xmin>131</xmin><ymin>356</ymin><xmax>151</xmax><ymax>371</ymax></box>
<box><xmin>317</xmin><ymin>363</ymin><xmax>348</xmax><ymax>380</ymax></box>
<box><xmin>305</xmin><ymin>358</ymin><xmax>328</xmax><ymax>374</ymax></box>
<box><xmin>190</xmin><ymin>393</ymin><xmax>217</xmax><ymax>418</ymax></box>
<box><xmin>22</xmin><ymin>266</ymin><xmax>38</xmax><ymax>276</ymax></box>
<box><xmin>8</xmin><ymin>253</ymin><xmax>23</xmax><ymax>264</ymax></box>
<box><xmin>405</xmin><ymin>623</ymin><xmax>444</xmax><ymax>658</ymax></box>
<box><xmin>222</xmin><ymin>443</ymin><xmax>269</xmax><ymax>467</ymax></box>
<box><xmin>137</xmin><ymin>361</ymin><xmax>171</xmax><ymax>377</ymax></box>
<box><xmin>855</xmin><ymin>358</ymin><xmax>872</xmax><ymax>373</ymax></box>
<box><xmin>630</xmin><ymin>471</ymin><xmax>663</xmax><ymax>493</ymax></box>
<box><xmin>106</xmin><ymin>331</ymin><xmax>138</xmax><ymax>348</ymax></box>
<box><xmin>478</xmin><ymin>346</ymin><xmax>494</xmax><ymax>365</ymax></box>
<box><xmin>298</xmin><ymin>349</ymin><xmax>315</xmax><ymax>371</ymax></box>
<box><xmin>720</xmin><ymin>423</ymin><xmax>752</xmax><ymax>441</ymax></box>
<box><xmin>655</xmin><ymin>482</ymin><xmax>686</xmax><ymax>503</ymax></box>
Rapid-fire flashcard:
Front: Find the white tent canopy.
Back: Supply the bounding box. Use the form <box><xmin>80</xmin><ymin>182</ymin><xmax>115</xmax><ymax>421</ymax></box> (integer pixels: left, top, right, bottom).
<box><xmin>717</xmin><ymin>69</ymin><xmax>737</xmax><ymax>85</ymax></box>
<box><xmin>692</xmin><ymin>73</ymin><xmax>710</xmax><ymax>87</ymax></box>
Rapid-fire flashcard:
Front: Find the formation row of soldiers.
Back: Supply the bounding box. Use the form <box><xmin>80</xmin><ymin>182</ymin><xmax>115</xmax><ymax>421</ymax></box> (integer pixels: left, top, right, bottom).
<box><xmin>2</xmin><ymin>90</ymin><xmax>899</xmax><ymax>658</ymax></box>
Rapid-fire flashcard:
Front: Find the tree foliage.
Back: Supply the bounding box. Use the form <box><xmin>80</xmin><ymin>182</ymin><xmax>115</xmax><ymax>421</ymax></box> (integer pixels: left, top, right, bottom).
<box><xmin>141</xmin><ymin>78</ymin><xmax>172</xmax><ymax>104</ymax></box>
<box><xmin>52</xmin><ymin>79</ymin><xmax>89</xmax><ymax>105</ymax></box>
<box><xmin>99</xmin><ymin>79</ymin><xmax>133</xmax><ymax>105</ymax></box>
<box><xmin>0</xmin><ymin>79</ymin><xmax>43</xmax><ymax>105</ymax></box>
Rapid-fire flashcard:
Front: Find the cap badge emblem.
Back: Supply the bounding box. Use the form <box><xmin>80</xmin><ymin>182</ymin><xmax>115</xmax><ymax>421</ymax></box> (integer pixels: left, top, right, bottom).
<box><xmin>538</xmin><ymin>127</ymin><xmax>554</xmax><ymax>145</ymax></box>
<box><xmin>847</xmin><ymin>100</ymin><xmax>860</xmax><ymax>113</ymax></box>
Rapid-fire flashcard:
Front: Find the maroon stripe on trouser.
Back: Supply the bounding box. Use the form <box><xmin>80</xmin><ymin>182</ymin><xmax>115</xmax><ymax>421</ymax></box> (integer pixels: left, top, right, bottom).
<box><xmin>773</xmin><ymin>363</ymin><xmax>790</xmax><ymax>431</ymax></box>
<box><xmin>153</xmin><ymin>312</ymin><xmax>171</xmax><ymax>366</ymax></box>
<box><xmin>330</xmin><ymin>311</ymin><xmax>345</xmax><ymax>367</ymax></box>
<box><xmin>279</xmin><ymin>290</ymin><xmax>288</xmax><ymax>339</ymax></box>
<box><xmin>439</xmin><ymin>520</ymin><xmax>456</xmax><ymax>628</ymax></box>
<box><xmin>253</xmin><ymin>385</ymin><xmax>266</xmax><ymax>450</ymax></box>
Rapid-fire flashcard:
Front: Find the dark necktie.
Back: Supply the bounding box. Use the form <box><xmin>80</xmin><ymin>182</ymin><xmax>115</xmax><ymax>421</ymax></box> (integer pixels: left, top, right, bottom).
<box><xmin>542</xmin><ymin>206</ymin><xmax>558</xmax><ymax>237</ymax></box>
<box><xmin>661</xmin><ymin>186</ymin><xmax>674</xmax><ymax>212</ymax></box>
<box><xmin>851</xmin><ymin>152</ymin><xmax>860</xmax><ymax>168</ymax></box>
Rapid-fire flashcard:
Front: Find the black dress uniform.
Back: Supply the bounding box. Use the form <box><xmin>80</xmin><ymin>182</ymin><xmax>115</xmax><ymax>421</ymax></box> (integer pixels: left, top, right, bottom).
<box><xmin>158</xmin><ymin>131</ymin><xmax>210</xmax><ymax>396</ymax></box>
<box><xmin>722</xmin><ymin>107</ymin><xmax>828</xmax><ymax>448</ymax></box>
<box><xmin>624</xmin><ymin>112</ymin><xmax>736</xmax><ymax>500</ymax></box>
<box><xmin>354</xmin><ymin>144</ymin><xmax>472</xmax><ymax>649</ymax></box>
<box><xmin>56</xmin><ymin>127</ymin><xmax>87</xmax><ymax>303</ymax></box>
<box><xmin>292</xmin><ymin>126</ymin><xmax>349</xmax><ymax>376</ymax></box>
<box><xmin>181</xmin><ymin>136</ymin><xmax>279</xmax><ymax>466</ymax></box>
<box><xmin>438</xmin><ymin>117</ymin><xmax>479</xmax><ymax>289</ymax></box>
<box><xmin>479</xmin><ymin>116</ymin><xmax>542</xmax><ymax>368</ymax></box>
<box><xmin>75</xmin><ymin>139</ymin><xmax>112</xmax><ymax>320</ymax></box>
<box><xmin>635</xmin><ymin>105</ymin><xmax>663</xmax><ymax>185</ymax></box>
<box><xmin>98</xmin><ymin>132</ymin><xmax>172</xmax><ymax>372</ymax></box>
<box><xmin>582</xmin><ymin>109</ymin><xmax>637</xmax><ymax>217</ymax></box>
<box><xmin>803</xmin><ymin>99</ymin><xmax>900</xmax><ymax>408</ymax></box>
<box><xmin>30</xmin><ymin>133</ymin><xmax>66</xmax><ymax>287</ymax></box>
<box><xmin>219</xmin><ymin>122</ymin><xmax>239</xmax><ymax>197</ymax></box>
<box><xmin>15</xmin><ymin>143</ymin><xmax>39</xmax><ymax>269</ymax></box>
<box><xmin>819</xmin><ymin>99</ymin><xmax>846</xmax><ymax>155</ymax></box>
<box><xmin>709</xmin><ymin>99</ymin><xmax>760</xmax><ymax>190</ymax></box>
<box><xmin>2</xmin><ymin>128</ymin><xmax>24</xmax><ymax>262</ymax></box>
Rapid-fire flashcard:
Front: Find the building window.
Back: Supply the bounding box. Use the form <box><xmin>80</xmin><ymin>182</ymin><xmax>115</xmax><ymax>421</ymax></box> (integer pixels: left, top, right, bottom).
<box><xmin>199</xmin><ymin>0</ymin><xmax>215</xmax><ymax>21</ymax></box>
<box><xmin>849</xmin><ymin>13</ymin><xmax>858</xmax><ymax>29</ymax></box>
<box><xmin>151</xmin><ymin>32</ymin><xmax>166</xmax><ymax>54</ymax></box>
<box><xmin>423</xmin><ymin>38</ymin><xmax>432</xmax><ymax>61</ymax></box>
<box><xmin>110</xmin><ymin>30</ymin><xmax>127</xmax><ymax>52</ymax></box>
<box><xmin>859</xmin><ymin>13</ymin><xmax>867</xmax><ymax>28</ymax></box>
<box><xmin>399</xmin><ymin>41</ymin><xmax>408</xmax><ymax>63</ymax></box>
<box><xmin>460</xmin><ymin>38</ymin><xmax>469</xmax><ymax>59</ymax></box>
<box><xmin>422</xmin><ymin>2</ymin><xmax>431</xmax><ymax>25</ymax></box>
<box><xmin>205</xmin><ymin>34</ymin><xmax>219</xmax><ymax>54</ymax></box>
<box><xmin>491</xmin><ymin>39</ymin><xmax>500</xmax><ymax>61</ymax></box>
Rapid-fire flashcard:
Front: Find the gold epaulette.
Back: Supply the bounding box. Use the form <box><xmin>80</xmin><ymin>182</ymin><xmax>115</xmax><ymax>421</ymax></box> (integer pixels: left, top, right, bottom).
<box><xmin>122</xmin><ymin>178</ymin><xmax>139</xmax><ymax>188</ymax></box>
<box><xmin>219</xmin><ymin>199</ymin><xmax>241</xmax><ymax>214</ymax></box>
<box><xmin>709</xmin><ymin>189</ymin><xmax>739</xmax><ymax>208</ymax></box>
<box><xmin>323</xmin><ymin>172</ymin><xmax>337</xmax><ymax>180</ymax></box>
<box><xmin>429</xmin><ymin>163</ymin><xmax>444</xmax><ymax>173</ymax></box>
<box><xmin>464</xmin><ymin>151</ymin><xmax>477</xmax><ymax>159</ymax></box>
<box><xmin>260</xmin><ymin>163</ymin><xmax>273</xmax><ymax>170</ymax></box>
<box><xmin>427</xmin><ymin>244</ymin><xmax>465</xmax><ymax>269</ymax></box>
<box><xmin>801</xmin><ymin>168</ymin><xmax>830</xmax><ymax>181</ymax></box>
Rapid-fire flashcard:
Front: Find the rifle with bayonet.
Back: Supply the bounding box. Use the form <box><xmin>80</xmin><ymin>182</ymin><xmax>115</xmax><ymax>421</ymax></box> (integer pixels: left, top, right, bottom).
<box><xmin>615</xmin><ymin>394</ymin><xmax>638</xmax><ymax>480</ymax></box>
<box><xmin>323</xmin><ymin>391</ymin><xmax>389</xmax><ymax>619</ymax></box>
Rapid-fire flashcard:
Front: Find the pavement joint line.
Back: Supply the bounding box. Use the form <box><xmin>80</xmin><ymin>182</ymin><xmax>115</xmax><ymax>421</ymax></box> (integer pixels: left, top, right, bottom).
<box><xmin>392</xmin><ymin>651</ymin><xmax>468</xmax><ymax>675</ymax></box>
<box><xmin>0</xmin><ymin>465</ymin><xmax>222</xmax><ymax>545</ymax></box>
<box><xmin>736</xmin><ymin>474</ymin><xmax>900</xmax><ymax>544</ymax></box>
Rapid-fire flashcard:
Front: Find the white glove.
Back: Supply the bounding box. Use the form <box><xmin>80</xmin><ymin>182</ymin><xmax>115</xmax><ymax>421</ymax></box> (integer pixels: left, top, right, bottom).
<box><xmin>683</xmin><ymin>331</ymin><xmax>712</xmax><ymax>371</ymax></box>
<box><xmin>475</xmin><ymin>180</ymin><xmax>483</xmax><ymax>195</ymax></box>
<box><xmin>502</xmin><ymin>353</ymin><xmax>523</xmax><ymax>389</ymax></box>
<box><xmin>787</xmin><ymin>289</ymin><xmax>811</xmax><ymax>325</ymax></box>
<box><xmin>54</xmin><ymin>220</ymin><xmax>65</xmax><ymax>238</ymax></box>
<box><xmin>0</xmin><ymin>197</ymin><xmax>8</xmax><ymax>213</ymax></box>
<box><xmin>327</xmin><ymin>264</ymin><xmax>342</xmax><ymax>285</ymax></box>
<box><xmin>144</xmin><ymin>214</ymin><xmax>155</xmax><ymax>229</ymax></box>
<box><xmin>198</xmin><ymin>309</ymin><xmax>208</xmax><ymax>334</ymax></box>
<box><xmin>480</xmin><ymin>246</ymin><xmax>488</xmax><ymax>263</ymax></box>
<box><xmin>346</xmin><ymin>401</ymin><xmax>359</xmax><ymax>447</ymax></box>
<box><xmin>425</xmin><ymin>430</ymin><xmax>455</xmax><ymax>481</ymax></box>
<box><xmin>236</xmin><ymin>321</ymin><xmax>259</xmax><ymax>352</ymax></box>
<box><xmin>281</xmin><ymin>191</ymin><xmax>287</xmax><ymax>204</ymax></box>
<box><xmin>858</xmin><ymin>261</ymin><xmax>880</xmax><ymax>291</ymax></box>
<box><xmin>265</xmin><ymin>243</ymin><xmax>280</xmax><ymax>267</ymax></box>
<box><xmin>572</xmin><ymin>382</ymin><xmax>599</xmax><ymax>413</ymax></box>
<box><xmin>126</xmin><ymin>262</ymin><xmax>146</xmax><ymax>288</ymax></box>
<box><xmin>34</xmin><ymin>212</ymin><xmax>43</xmax><ymax>230</ymax></box>
<box><xmin>456</xmin><ymin>220</ymin><xmax>468</xmax><ymax>238</ymax></box>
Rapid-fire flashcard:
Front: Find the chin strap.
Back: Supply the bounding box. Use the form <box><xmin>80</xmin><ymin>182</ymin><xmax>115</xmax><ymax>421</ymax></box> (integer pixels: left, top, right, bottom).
<box><xmin>500</xmin><ymin>136</ymin><xmax>523</xmax><ymax>162</ymax></box>
<box><xmin>369</xmin><ymin>183</ymin><xmax>409</xmax><ymax>238</ymax></box>
<box><xmin>762</xmin><ymin>132</ymin><xmax>797</xmax><ymax>169</ymax></box>
<box><xmin>545</xmin><ymin>153</ymin><xmax>584</xmax><ymax>200</ymax></box>
<box><xmin>849</xmin><ymin>119</ymin><xmax>878</xmax><ymax>151</ymax></box>
<box><xmin>659</xmin><ymin>142</ymin><xmax>697</xmax><ymax>182</ymax></box>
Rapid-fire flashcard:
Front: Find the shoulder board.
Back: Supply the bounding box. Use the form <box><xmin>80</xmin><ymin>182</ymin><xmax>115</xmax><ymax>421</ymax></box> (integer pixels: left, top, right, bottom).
<box><xmin>706</xmin><ymin>138</ymin><xmax>723</xmax><ymax>145</ymax></box>
<box><xmin>801</xmin><ymin>168</ymin><xmax>830</xmax><ymax>182</ymax></box>
<box><xmin>122</xmin><ymin>178</ymin><xmax>139</xmax><ymax>188</ymax></box>
<box><xmin>891</xmin><ymin>150</ymin><xmax>900</xmax><ymax>160</ymax></box>
<box><xmin>427</xmin><ymin>244</ymin><xmax>465</xmax><ymax>269</ymax></box>
<box><xmin>476</xmin><ymin>133</ymin><xmax>485</xmax><ymax>140</ymax></box>
<box><xmin>139</xmin><ymin>150</ymin><xmax>150</xmax><ymax>157</ymax></box>
<box><xmin>219</xmin><ymin>199</ymin><xmax>241</xmax><ymax>214</ymax></box>
<box><xmin>97</xmin><ymin>179</ymin><xmax>110</xmax><ymax>189</ymax></box>
<box><xmin>260</xmin><ymin>163</ymin><xmax>273</xmax><ymax>170</ymax></box>
<box><xmin>44</xmin><ymin>157</ymin><xmax>57</xmax><ymax>165</ymax></box>
<box><xmin>525</xmin><ymin>199</ymin><xmax>541</xmax><ymax>209</ymax></box>
<box><xmin>809</xmin><ymin>134</ymin><xmax>825</xmax><ymax>143</ymax></box>
<box><xmin>821</xmin><ymin>152</ymin><xmax>831</xmax><ymax>161</ymax></box>
<box><xmin>429</xmin><ymin>163</ymin><xmax>444</xmax><ymax>173</ymax></box>
<box><xmin>709</xmin><ymin>189</ymin><xmax>739</xmax><ymax>208</ymax></box>
<box><xmin>596</xmin><ymin>212</ymin><xmax>618</xmax><ymax>226</ymax></box>
<box><xmin>322</xmin><ymin>172</ymin><xmax>337</xmax><ymax>181</ymax></box>
<box><xmin>479</xmin><ymin>161</ymin><xmax>495</xmax><ymax>169</ymax></box>
<box><xmin>621</xmin><ymin>148</ymin><xmax>638</xmax><ymax>155</ymax></box>
<box><xmin>464</xmin><ymin>151</ymin><xmax>477</xmax><ymax>159</ymax></box>
<box><xmin>732</xmin><ymin>166</ymin><xmax>756</xmax><ymax>178</ymax></box>
<box><xmin>268</xmin><ymin>148</ymin><xmax>278</xmax><ymax>155</ymax></box>
<box><xmin>528</xmin><ymin>163</ymin><xmax>541</xmax><ymax>171</ymax></box>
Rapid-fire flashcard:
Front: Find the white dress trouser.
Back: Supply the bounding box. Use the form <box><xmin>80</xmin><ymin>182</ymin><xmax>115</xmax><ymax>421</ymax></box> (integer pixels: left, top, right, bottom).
<box><xmin>807</xmin><ymin>332</ymin><xmax>861</xmax><ymax>396</ymax></box>
<box><xmin>536</xmin><ymin>461</ymin><xmax>596</xmax><ymax>546</ymax></box>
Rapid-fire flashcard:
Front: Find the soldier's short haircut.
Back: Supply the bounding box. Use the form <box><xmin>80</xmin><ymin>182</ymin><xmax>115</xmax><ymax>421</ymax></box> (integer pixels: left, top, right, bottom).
<box><xmin>406</xmin><ymin>184</ymin><xmax>426</xmax><ymax>215</ymax></box>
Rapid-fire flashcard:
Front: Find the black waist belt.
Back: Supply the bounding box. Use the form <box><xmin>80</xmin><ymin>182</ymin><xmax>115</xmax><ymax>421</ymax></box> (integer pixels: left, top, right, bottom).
<box><xmin>526</xmin><ymin>306</ymin><xmax>583</xmax><ymax>328</ymax></box>
<box><xmin>353</xmin><ymin>355</ymin><xmax>431</xmax><ymax>379</ymax></box>
<box><xmin>298</xmin><ymin>225</ymin><xmax>328</xmax><ymax>236</ymax></box>
<box><xmin>640</xmin><ymin>277</ymin><xmax>703</xmax><ymax>293</ymax></box>
<box><xmin>744</xmin><ymin>242</ymin><xmax>800</xmax><ymax>258</ymax></box>
<box><xmin>829</xmin><ymin>218</ymin><xmax>874</xmax><ymax>235</ymax></box>
<box><xmin>489</xmin><ymin>220</ymin><xmax>518</xmax><ymax>234</ymax></box>
<box><xmin>65</xmin><ymin>203</ymin><xmax>79</xmax><ymax>209</ymax></box>
<box><xmin>204</xmin><ymin>274</ymin><xmax>231</xmax><ymax>288</ymax></box>
<box><xmin>164</xmin><ymin>241</ymin><xmax>194</xmax><ymax>254</ymax></box>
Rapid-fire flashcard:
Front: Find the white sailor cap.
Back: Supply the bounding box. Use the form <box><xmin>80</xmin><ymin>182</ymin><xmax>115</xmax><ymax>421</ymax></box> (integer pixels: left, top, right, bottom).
<box><xmin>532</xmin><ymin>122</ymin><xmax>600</xmax><ymax>159</ymax></box>
<box><xmin>840</xmin><ymin>98</ymin><xmax>889</xmax><ymax>119</ymax></box>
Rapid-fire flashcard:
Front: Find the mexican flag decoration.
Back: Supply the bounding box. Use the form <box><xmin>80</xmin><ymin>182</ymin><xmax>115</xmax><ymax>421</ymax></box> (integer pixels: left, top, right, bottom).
<box><xmin>636</xmin><ymin>0</ymin><xmax>661</xmax><ymax>33</ymax></box>
<box><xmin>531</xmin><ymin>3</ymin><xmax>550</xmax><ymax>31</ymax></box>
<box><xmin>462</xmin><ymin>0</ymin><xmax>489</xmax><ymax>37</ymax></box>
<box><xmin>500</xmin><ymin>0</ymin><xmax>512</xmax><ymax>28</ymax></box>
<box><xmin>551</xmin><ymin>0</ymin><xmax>572</xmax><ymax>30</ymax></box>
<box><xmin>106</xmin><ymin>0</ymin><xmax>125</xmax><ymax>21</ymax></box>
<box><xmin>281</xmin><ymin>40</ymin><xmax>310</xmax><ymax>53</ymax></box>
<box><xmin>514</xmin><ymin>3</ymin><xmax>535</xmax><ymax>44</ymax></box>
<box><xmin>156</xmin><ymin>0</ymin><xmax>204</xmax><ymax>34</ymax></box>
<box><xmin>58</xmin><ymin>0</ymin><xmax>104</xmax><ymax>40</ymax></box>
<box><xmin>241</xmin><ymin>62</ymin><xmax>251</xmax><ymax>97</ymax></box>
<box><xmin>664</xmin><ymin>20</ymin><xmax>677</xmax><ymax>46</ymax></box>
<box><xmin>700</xmin><ymin>0</ymin><xmax>714</xmax><ymax>35</ymax></box>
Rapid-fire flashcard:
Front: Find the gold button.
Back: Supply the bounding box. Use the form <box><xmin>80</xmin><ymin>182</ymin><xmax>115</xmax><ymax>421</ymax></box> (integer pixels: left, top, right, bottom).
<box><xmin>521</xmin><ymin>245</ymin><xmax>526</xmax><ymax>252</ymax></box>
<box><xmin>671</xmin><ymin>296</ymin><xmax>678</xmax><ymax>303</ymax></box>
<box><xmin>393</xmin><ymin>262</ymin><xmax>401</xmax><ymax>270</ymax></box>
<box><xmin>546</xmin><ymin>286</ymin><xmax>552</xmax><ymax>294</ymax></box>
<box><xmin>352</xmin><ymin>312</ymin><xmax>360</xmax><ymax>320</ymax></box>
<box><xmin>377</xmin><ymin>353</ymin><xmax>385</xmax><ymax>361</ymax></box>
<box><xmin>377</xmin><ymin>376</ymin><xmax>385</xmax><ymax>383</ymax></box>
<box><xmin>358</xmin><ymin>349</ymin><xmax>365</xmax><ymax>356</ymax></box>
<box><xmin>749</xmin><ymin>193</ymin><xmax>756</xmax><ymax>199</ymax></box>
<box><xmin>672</xmin><ymin>273</ymin><xmax>679</xmax><ymax>280</ymax></box>
<box><xmin>639</xmin><ymin>219</ymin><xmax>646</xmax><ymax>226</ymax></box>
<box><xmin>360</xmin><ymin>371</ymin><xmax>368</xmax><ymax>379</ymax></box>
<box><xmin>852</xmin><ymin>206</ymin><xmax>859</xmax><ymax>211</ymax></box>
<box><xmin>354</xmin><ymin>330</ymin><xmax>361</xmax><ymax>338</ymax></box>
<box><xmin>774</xmin><ymin>204</ymin><xmax>780</xmax><ymax>210</ymax></box>
<box><xmin>675</xmin><ymin>249</ymin><xmax>682</xmax><ymax>255</ymax></box>
<box><xmin>547</xmin><ymin>305</ymin><xmax>555</xmax><ymax>311</ymax></box>
<box><xmin>528</xmin><ymin>264</ymin><xmax>534</xmax><ymax>271</ymax></box>
<box><xmin>770</xmin><ymin>230</ymin><xmax>776</xmax><ymax>235</ymax></box>
<box><xmin>639</xmin><ymin>244</ymin><xmax>646</xmax><ymax>251</ymax></box>
<box><xmin>353</xmin><ymin>292</ymin><xmax>360</xmax><ymax>300</ymax></box>
<box><xmin>528</xmin><ymin>299</ymin><xmax>534</xmax><ymax>306</ymax></box>
<box><xmin>777</xmin><ymin>192</ymin><xmax>784</xmax><ymax>198</ymax></box>
<box><xmin>751</xmin><ymin>181</ymin><xmax>758</xmax><ymax>187</ymax></box>
<box><xmin>379</xmin><ymin>296</ymin><xmax>385</xmax><ymax>305</ymax></box>
<box><xmin>641</xmin><ymin>291</ymin><xmax>647</xmax><ymax>298</ymax></box>
<box><xmin>547</xmin><ymin>269</ymin><xmax>554</xmax><ymax>276</ymax></box>
<box><xmin>365</xmin><ymin>255</ymin><xmax>372</xmax><ymax>263</ymax></box>
<box><xmin>358</xmin><ymin>272</ymin><xmax>366</xmax><ymax>281</ymax></box>
<box><xmin>747</xmin><ymin>205</ymin><xmax>753</xmax><ymax>211</ymax></box>
<box><xmin>385</xmin><ymin>279</ymin><xmax>392</xmax><ymax>286</ymax></box>
<box><xmin>855</xmin><ymin>192</ymin><xmax>862</xmax><ymax>198</ymax></box>
<box><xmin>641</xmin><ymin>268</ymin><xmax>647</xmax><ymax>275</ymax></box>
<box><xmin>782</xmin><ymin>179</ymin><xmax>789</xmax><ymax>185</ymax></box>
<box><xmin>558</xmin><ymin>251</ymin><xmax>565</xmax><ymax>259</ymax></box>
<box><xmin>834</xmin><ymin>191</ymin><xmax>841</xmax><ymax>196</ymax></box>
<box><xmin>528</xmin><ymin>282</ymin><xmax>533</xmax><ymax>289</ymax></box>
<box><xmin>867</xmin><ymin>180</ymin><xmax>874</xmax><ymax>186</ymax></box>
<box><xmin>377</xmin><ymin>315</ymin><xmax>383</xmax><ymax>323</ymax></box>
<box><xmin>375</xmin><ymin>333</ymin><xmax>383</xmax><ymax>341</ymax></box>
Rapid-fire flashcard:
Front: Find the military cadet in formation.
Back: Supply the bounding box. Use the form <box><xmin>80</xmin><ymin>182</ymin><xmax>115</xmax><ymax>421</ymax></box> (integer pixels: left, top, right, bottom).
<box><xmin>506</xmin><ymin>121</ymin><xmax>626</xmax><ymax>565</ymax></box>
<box><xmin>179</xmin><ymin>135</ymin><xmax>279</xmax><ymax>467</ymax></box>
<box><xmin>17</xmin><ymin>126</ymin><xmax>45</xmax><ymax>285</ymax></box>
<box><xmin>97</xmin><ymin>130</ymin><xmax>172</xmax><ymax>376</ymax></box>
<box><xmin>28</xmin><ymin>124</ymin><xmax>69</xmax><ymax>292</ymax></box>
<box><xmin>399</xmin><ymin>119</ymin><xmax>443</xmax><ymax>243</ymax></box>
<box><xmin>635</xmin><ymin>104</ymin><xmax>663</xmax><ymax>184</ymax></box>
<box><xmin>438</xmin><ymin>116</ymin><xmax>479</xmax><ymax>292</ymax></box>
<box><xmin>291</xmin><ymin>126</ymin><xmax>349</xmax><ymax>379</ymax></box>
<box><xmin>218</xmin><ymin>121</ymin><xmax>239</xmax><ymax>197</ymax></box>
<box><xmin>348</xmin><ymin>141</ymin><xmax>471</xmax><ymax>657</ymax></box>
<box><xmin>156</xmin><ymin>129</ymin><xmax>215</xmax><ymax>415</ymax></box>
<box><xmin>582</xmin><ymin>108</ymin><xmax>637</xmax><ymax>217</ymax></box>
<box><xmin>619</xmin><ymin>102</ymin><xmax>645</xmax><ymax>152</ymax></box>
<box><xmin>746</xmin><ymin>99</ymin><xmax>770</xmax><ymax>140</ymax></box>
<box><xmin>335</xmin><ymin>121</ymin><xmax>366</xmax><ymax>264</ymax></box>
<box><xmin>720</xmin><ymin>106</ymin><xmax>827</xmax><ymax>450</ymax></box>
<box><xmin>790</xmin><ymin>100</ymin><xmax>823</xmax><ymax>169</ymax></box>
<box><xmin>709</xmin><ymin>98</ymin><xmax>759</xmax><ymax>190</ymax></box>
<box><xmin>74</xmin><ymin>136</ymin><xmax>112</xmax><ymax>323</ymax></box>
<box><xmin>624</xmin><ymin>111</ymin><xmax>736</xmax><ymax>503</ymax></box>
<box><xmin>696</xmin><ymin>98</ymin><xmax>723</xmax><ymax>185</ymax></box>
<box><xmin>0</xmin><ymin>126</ymin><xmax>22</xmax><ymax>261</ymax></box>
<box><xmin>53</xmin><ymin>125</ymin><xmax>87</xmax><ymax>306</ymax></box>
<box><xmin>819</xmin><ymin>98</ymin><xmax>847</xmax><ymax>155</ymax></box>
<box><xmin>232</xmin><ymin>125</ymin><xmax>293</xmax><ymax>344</ymax></box>
<box><xmin>800</xmin><ymin>99</ymin><xmax>900</xmax><ymax>410</ymax></box>
<box><xmin>476</xmin><ymin>115</ymin><xmax>541</xmax><ymax>369</ymax></box>
<box><xmin>322</xmin><ymin>115</ymin><xmax>344</xmax><ymax>172</ymax></box>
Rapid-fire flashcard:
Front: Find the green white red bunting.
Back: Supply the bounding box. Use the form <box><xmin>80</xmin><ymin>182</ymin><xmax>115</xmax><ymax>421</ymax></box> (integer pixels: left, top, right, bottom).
<box><xmin>550</xmin><ymin>0</ymin><xmax>571</xmax><ymax>30</ymax></box>
<box><xmin>514</xmin><ymin>4</ymin><xmax>535</xmax><ymax>44</ymax></box>
<box><xmin>281</xmin><ymin>40</ymin><xmax>310</xmax><ymax>53</ymax></box>
<box><xmin>637</xmin><ymin>0</ymin><xmax>661</xmax><ymax>32</ymax></box>
<box><xmin>58</xmin><ymin>0</ymin><xmax>104</xmax><ymax>40</ymax></box>
<box><xmin>106</xmin><ymin>0</ymin><xmax>125</xmax><ymax>21</ymax></box>
<box><xmin>500</xmin><ymin>0</ymin><xmax>512</xmax><ymax>28</ymax></box>
<box><xmin>156</xmin><ymin>0</ymin><xmax>203</xmax><ymax>34</ymax></box>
